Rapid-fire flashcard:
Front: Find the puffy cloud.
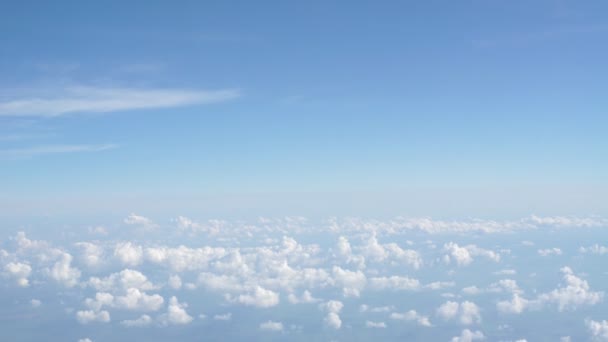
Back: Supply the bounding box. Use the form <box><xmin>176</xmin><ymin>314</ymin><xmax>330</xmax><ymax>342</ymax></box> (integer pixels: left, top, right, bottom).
<box><xmin>436</xmin><ymin>301</ymin><xmax>481</xmax><ymax>325</ymax></box>
<box><xmin>498</xmin><ymin>267</ymin><xmax>603</xmax><ymax>314</ymax></box>
<box><xmin>450</xmin><ymin>329</ymin><xmax>485</xmax><ymax>342</ymax></box>
<box><xmin>121</xmin><ymin>314</ymin><xmax>153</xmax><ymax>327</ymax></box>
<box><xmin>580</xmin><ymin>245</ymin><xmax>608</xmax><ymax>255</ymax></box>
<box><xmin>75</xmin><ymin>242</ymin><xmax>104</xmax><ymax>268</ymax></box>
<box><xmin>146</xmin><ymin>245</ymin><xmax>227</xmax><ymax>272</ymax></box>
<box><xmin>114</xmin><ymin>288</ymin><xmax>165</xmax><ymax>311</ymax></box>
<box><xmin>259</xmin><ymin>320</ymin><xmax>284</xmax><ymax>332</ymax></box>
<box><xmin>321</xmin><ymin>300</ymin><xmax>344</xmax><ymax>330</ymax></box>
<box><xmin>160</xmin><ymin>296</ymin><xmax>193</xmax><ymax>325</ymax></box>
<box><xmin>494</xmin><ymin>269</ymin><xmax>517</xmax><ymax>276</ymax></box>
<box><xmin>30</xmin><ymin>299</ymin><xmax>42</xmax><ymax>307</ymax></box>
<box><xmin>369</xmin><ymin>276</ymin><xmax>421</xmax><ymax>291</ymax></box>
<box><xmin>331</xmin><ymin>266</ymin><xmax>366</xmax><ymax>297</ymax></box>
<box><xmin>365</xmin><ymin>321</ymin><xmax>387</xmax><ymax>328</ymax></box>
<box><xmin>443</xmin><ymin>243</ymin><xmax>499</xmax><ymax>267</ymax></box>
<box><xmin>168</xmin><ymin>275</ymin><xmax>182</xmax><ymax>290</ymax></box>
<box><xmin>287</xmin><ymin>290</ymin><xmax>320</xmax><ymax>304</ymax></box>
<box><xmin>114</xmin><ymin>242</ymin><xmax>143</xmax><ymax>267</ymax></box>
<box><xmin>88</xmin><ymin>269</ymin><xmax>156</xmax><ymax>292</ymax></box>
<box><xmin>538</xmin><ymin>248</ymin><xmax>563</xmax><ymax>257</ymax></box>
<box><xmin>537</xmin><ymin>267</ymin><xmax>603</xmax><ymax>311</ymax></box>
<box><xmin>586</xmin><ymin>319</ymin><xmax>608</xmax><ymax>341</ymax></box>
<box><xmin>124</xmin><ymin>213</ymin><xmax>158</xmax><ymax>231</ymax></box>
<box><xmin>76</xmin><ymin>310</ymin><xmax>110</xmax><ymax>324</ymax></box>
<box><xmin>390</xmin><ymin>310</ymin><xmax>432</xmax><ymax>327</ymax></box>
<box><xmin>213</xmin><ymin>313</ymin><xmax>232</xmax><ymax>321</ymax></box>
<box><xmin>49</xmin><ymin>252</ymin><xmax>81</xmax><ymax>287</ymax></box>
<box><xmin>229</xmin><ymin>286</ymin><xmax>280</xmax><ymax>308</ymax></box>
<box><xmin>3</xmin><ymin>261</ymin><xmax>31</xmax><ymax>287</ymax></box>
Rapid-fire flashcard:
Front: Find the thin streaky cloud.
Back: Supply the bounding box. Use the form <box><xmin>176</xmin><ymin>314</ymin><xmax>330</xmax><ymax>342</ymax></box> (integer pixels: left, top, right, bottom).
<box><xmin>0</xmin><ymin>86</ymin><xmax>240</xmax><ymax>117</ymax></box>
<box><xmin>0</xmin><ymin>143</ymin><xmax>118</xmax><ymax>158</ymax></box>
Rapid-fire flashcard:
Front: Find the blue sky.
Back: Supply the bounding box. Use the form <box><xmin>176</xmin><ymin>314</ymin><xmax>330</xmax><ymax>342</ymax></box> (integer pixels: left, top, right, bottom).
<box><xmin>1</xmin><ymin>0</ymin><xmax>608</xmax><ymax>219</ymax></box>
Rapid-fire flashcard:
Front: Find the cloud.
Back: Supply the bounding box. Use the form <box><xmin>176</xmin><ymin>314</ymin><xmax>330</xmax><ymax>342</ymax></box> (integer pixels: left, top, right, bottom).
<box><xmin>538</xmin><ymin>248</ymin><xmax>563</xmax><ymax>257</ymax></box>
<box><xmin>586</xmin><ymin>319</ymin><xmax>608</xmax><ymax>341</ymax></box>
<box><xmin>3</xmin><ymin>261</ymin><xmax>32</xmax><ymax>287</ymax></box>
<box><xmin>228</xmin><ymin>286</ymin><xmax>280</xmax><ymax>308</ymax></box>
<box><xmin>450</xmin><ymin>329</ymin><xmax>485</xmax><ymax>342</ymax></box>
<box><xmin>436</xmin><ymin>301</ymin><xmax>481</xmax><ymax>325</ymax></box>
<box><xmin>497</xmin><ymin>267</ymin><xmax>603</xmax><ymax>314</ymax></box>
<box><xmin>76</xmin><ymin>310</ymin><xmax>111</xmax><ymax>324</ymax></box>
<box><xmin>88</xmin><ymin>269</ymin><xmax>156</xmax><ymax>292</ymax></box>
<box><xmin>321</xmin><ymin>300</ymin><xmax>343</xmax><ymax>330</ymax></box>
<box><xmin>124</xmin><ymin>214</ymin><xmax>159</xmax><ymax>231</ymax></box>
<box><xmin>0</xmin><ymin>86</ymin><xmax>240</xmax><ymax>117</ymax></box>
<box><xmin>160</xmin><ymin>296</ymin><xmax>193</xmax><ymax>325</ymax></box>
<box><xmin>287</xmin><ymin>290</ymin><xmax>320</xmax><ymax>304</ymax></box>
<box><xmin>30</xmin><ymin>299</ymin><xmax>42</xmax><ymax>307</ymax></box>
<box><xmin>580</xmin><ymin>244</ymin><xmax>608</xmax><ymax>255</ymax></box>
<box><xmin>390</xmin><ymin>310</ymin><xmax>432</xmax><ymax>327</ymax></box>
<box><xmin>365</xmin><ymin>321</ymin><xmax>387</xmax><ymax>328</ymax></box>
<box><xmin>213</xmin><ymin>313</ymin><xmax>232</xmax><ymax>321</ymax></box>
<box><xmin>48</xmin><ymin>252</ymin><xmax>81</xmax><ymax>287</ymax></box>
<box><xmin>443</xmin><ymin>243</ymin><xmax>500</xmax><ymax>267</ymax></box>
<box><xmin>114</xmin><ymin>242</ymin><xmax>143</xmax><ymax>267</ymax></box>
<box><xmin>259</xmin><ymin>320</ymin><xmax>284</xmax><ymax>332</ymax></box>
<box><xmin>121</xmin><ymin>314</ymin><xmax>153</xmax><ymax>327</ymax></box>
<box><xmin>0</xmin><ymin>144</ymin><xmax>117</xmax><ymax>158</ymax></box>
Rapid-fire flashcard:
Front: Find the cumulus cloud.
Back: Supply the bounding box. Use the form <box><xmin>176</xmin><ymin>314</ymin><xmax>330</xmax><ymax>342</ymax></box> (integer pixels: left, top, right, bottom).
<box><xmin>259</xmin><ymin>320</ymin><xmax>284</xmax><ymax>332</ymax></box>
<box><xmin>3</xmin><ymin>261</ymin><xmax>32</xmax><ymax>287</ymax></box>
<box><xmin>121</xmin><ymin>314</ymin><xmax>153</xmax><ymax>327</ymax></box>
<box><xmin>213</xmin><ymin>313</ymin><xmax>232</xmax><ymax>321</ymax></box>
<box><xmin>88</xmin><ymin>269</ymin><xmax>156</xmax><ymax>292</ymax></box>
<box><xmin>287</xmin><ymin>290</ymin><xmax>320</xmax><ymax>304</ymax></box>
<box><xmin>49</xmin><ymin>252</ymin><xmax>81</xmax><ymax>287</ymax></box>
<box><xmin>160</xmin><ymin>296</ymin><xmax>193</xmax><ymax>325</ymax></box>
<box><xmin>75</xmin><ymin>242</ymin><xmax>105</xmax><ymax>268</ymax></box>
<box><xmin>436</xmin><ymin>301</ymin><xmax>481</xmax><ymax>325</ymax></box>
<box><xmin>586</xmin><ymin>319</ymin><xmax>608</xmax><ymax>341</ymax></box>
<box><xmin>450</xmin><ymin>329</ymin><xmax>485</xmax><ymax>342</ymax></box>
<box><xmin>390</xmin><ymin>310</ymin><xmax>432</xmax><ymax>327</ymax></box>
<box><xmin>76</xmin><ymin>310</ymin><xmax>111</xmax><ymax>324</ymax></box>
<box><xmin>538</xmin><ymin>248</ymin><xmax>563</xmax><ymax>257</ymax></box>
<box><xmin>229</xmin><ymin>286</ymin><xmax>280</xmax><ymax>308</ymax></box>
<box><xmin>580</xmin><ymin>245</ymin><xmax>608</xmax><ymax>255</ymax></box>
<box><xmin>321</xmin><ymin>300</ymin><xmax>344</xmax><ymax>330</ymax></box>
<box><xmin>124</xmin><ymin>214</ymin><xmax>159</xmax><ymax>231</ymax></box>
<box><xmin>365</xmin><ymin>320</ymin><xmax>387</xmax><ymax>328</ymax></box>
<box><xmin>114</xmin><ymin>242</ymin><xmax>143</xmax><ymax>267</ymax></box>
<box><xmin>443</xmin><ymin>243</ymin><xmax>500</xmax><ymax>266</ymax></box>
<box><xmin>498</xmin><ymin>267</ymin><xmax>603</xmax><ymax>314</ymax></box>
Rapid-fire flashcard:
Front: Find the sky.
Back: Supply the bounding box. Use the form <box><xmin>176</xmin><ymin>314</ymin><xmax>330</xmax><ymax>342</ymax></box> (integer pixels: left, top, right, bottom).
<box><xmin>2</xmin><ymin>2</ymin><xmax>608</xmax><ymax>341</ymax></box>
<box><xmin>1</xmin><ymin>0</ymin><xmax>608</xmax><ymax>219</ymax></box>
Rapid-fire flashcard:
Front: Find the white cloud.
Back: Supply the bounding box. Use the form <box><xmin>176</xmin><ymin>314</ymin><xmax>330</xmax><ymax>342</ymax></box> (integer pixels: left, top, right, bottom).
<box><xmin>450</xmin><ymin>329</ymin><xmax>485</xmax><ymax>342</ymax></box>
<box><xmin>259</xmin><ymin>320</ymin><xmax>284</xmax><ymax>332</ymax></box>
<box><xmin>160</xmin><ymin>296</ymin><xmax>193</xmax><ymax>325</ymax></box>
<box><xmin>168</xmin><ymin>275</ymin><xmax>182</xmax><ymax>290</ymax></box>
<box><xmin>121</xmin><ymin>314</ymin><xmax>153</xmax><ymax>327</ymax></box>
<box><xmin>321</xmin><ymin>300</ymin><xmax>344</xmax><ymax>330</ymax></box>
<box><xmin>331</xmin><ymin>266</ymin><xmax>367</xmax><ymax>297</ymax></box>
<box><xmin>49</xmin><ymin>252</ymin><xmax>81</xmax><ymax>287</ymax></box>
<box><xmin>114</xmin><ymin>242</ymin><xmax>143</xmax><ymax>267</ymax></box>
<box><xmin>3</xmin><ymin>261</ymin><xmax>31</xmax><ymax>287</ymax></box>
<box><xmin>75</xmin><ymin>242</ymin><xmax>104</xmax><ymax>268</ymax></box>
<box><xmin>76</xmin><ymin>310</ymin><xmax>110</xmax><ymax>324</ymax></box>
<box><xmin>78</xmin><ymin>339</ymin><xmax>93</xmax><ymax>342</ymax></box>
<box><xmin>365</xmin><ymin>321</ymin><xmax>387</xmax><ymax>328</ymax></box>
<box><xmin>114</xmin><ymin>288</ymin><xmax>165</xmax><ymax>312</ymax></box>
<box><xmin>586</xmin><ymin>319</ymin><xmax>608</xmax><ymax>341</ymax></box>
<box><xmin>538</xmin><ymin>248</ymin><xmax>563</xmax><ymax>257</ymax></box>
<box><xmin>436</xmin><ymin>301</ymin><xmax>481</xmax><ymax>325</ymax></box>
<box><xmin>443</xmin><ymin>243</ymin><xmax>500</xmax><ymax>267</ymax></box>
<box><xmin>88</xmin><ymin>269</ymin><xmax>156</xmax><ymax>292</ymax></box>
<box><xmin>390</xmin><ymin>310</ymin><xmax>432</xmax><ymax>327</ymax></box>
<box><xmin>580</xmin><ymin>244</ymin><xmax>608</xmax><ymax>255</ymax></box>
<box><xmin>369</xmin><ymin>276</ymin><xmax>421</xmax><ymax>291</ymax></box>
<box><xmin>124</xmin><ymin>213</ymin><xmax>158</xmax><ymax>231</ymax></box>
<box><xmin>0</xmin><ymin>144</ymin><xmax>117</xmax><ymax>158</ymax></box>
<box><xmin>287</xmin><ymin>290</ymin><xmax>320</xmax><ymax>304</ymax></box>
<box><xmin>213</xmin><ymin>313</ymin><xmax>232</xmax><ymax>321</ymax></box>
<box><xmin>30</xmin><ymin>299</ymin><xmax>42</xmax><ymax>307</ymax></box>
<box><xmin>229</xmin><ymin>286</ymin><xmax>280</xmax><ymax>308</ymax></box>
<box><xmin>0</xmin><ymin>86</ymin><xmax>240</xmax><ymax>117</ymax></box>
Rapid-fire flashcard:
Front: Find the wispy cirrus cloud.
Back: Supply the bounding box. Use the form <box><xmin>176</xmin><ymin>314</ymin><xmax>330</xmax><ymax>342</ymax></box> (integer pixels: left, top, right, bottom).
<box><xmin>0</xmin><ymin>143</ymin><xmax>118</xmax><ymax>158</ymax></box>
<box><xmin>0</xmin><ymin>86</ymin><xmax>240</xmax><ymax>117</ymax></box>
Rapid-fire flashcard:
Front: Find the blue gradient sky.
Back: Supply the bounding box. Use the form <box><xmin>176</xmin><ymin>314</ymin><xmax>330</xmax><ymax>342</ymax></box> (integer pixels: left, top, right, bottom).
<box><xmin>1</xmin><ymin>1</ymin><xmax>607</xmax><ymax>219</ymax></box>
